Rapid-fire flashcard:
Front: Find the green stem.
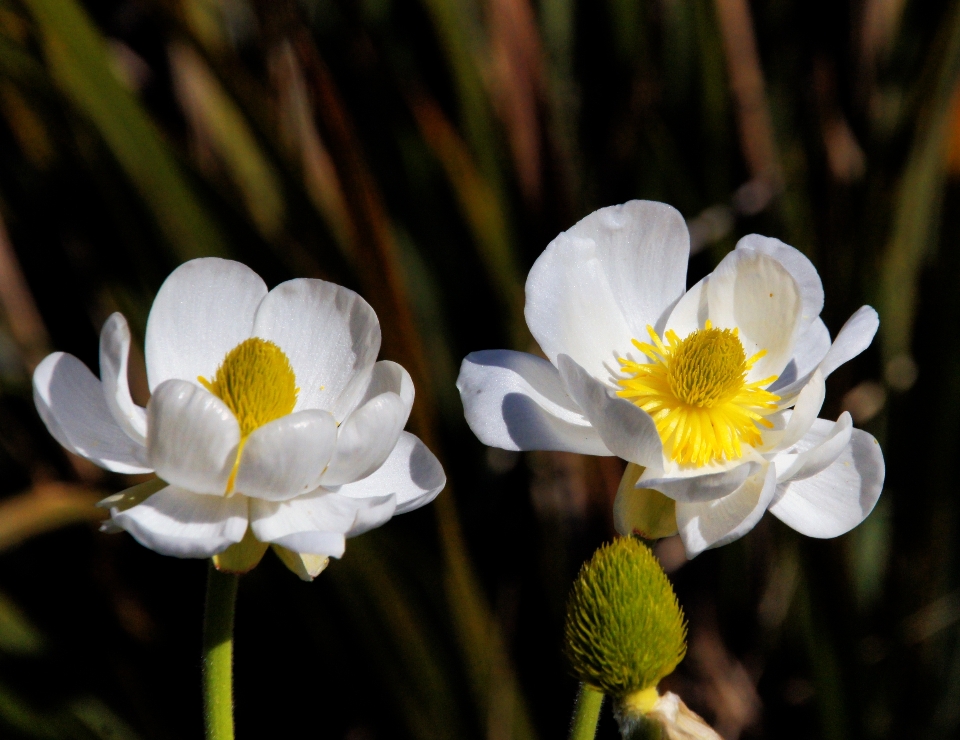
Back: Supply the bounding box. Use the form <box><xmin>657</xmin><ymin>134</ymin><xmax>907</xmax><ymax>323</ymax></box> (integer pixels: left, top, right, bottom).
<box><xmin>569</xmin><ymin>683</ymin><xmax>604</xmax><ymax>740</ymax></box>
<box><xmin>203</xmin><ymin>562</ymin><xmax>238</xmax><ymax>740</ymax></box>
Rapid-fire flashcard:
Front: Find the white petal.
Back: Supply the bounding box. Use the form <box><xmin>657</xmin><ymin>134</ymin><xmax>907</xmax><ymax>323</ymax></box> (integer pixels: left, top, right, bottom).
<box><xmin>359</xmin><ymin>361</ymin><xmax>414</xmax><ymax>419</ymax></box>
<box><xmin>346</xmin><ymin>495</ymin><xmax>399</xmax><ymax>537</ymax></box>
<box><xmin>456</xmin><ymin>350</ymin><xmax>610</xmax><ymax>455</ymax></box>
<box><xmin>234</xmin><ymin>410</ymin><xmax>338</xmax><ymax>501</ymax></box>
<box><xmin>252</xmin><ymin>278</ymin><xmax>380</xmax><ymax>421</ymax></box>
<box><xmin>663</xmin><ymin>277</ymin><xmax>707</xmax><ymax>338</ymax></box>
<box><xmin>650</xmin><ymin>692</ymin><xmax>725</xmax><ymax>739</ymax></box>
<box><xmin>525</xmin><ymin>232</ymin><xmax>633</xmax><ymax>382</ymax></box>
<box><xmin>250</xmin><ymin>491</ymin><xmax>388</xmax><ymax>556</ymax></box>
<box><xmin>676</xmin><ymin>463</ymin><xmax>777</xmax><ymax>558</ymax></box>
<box><xmin>525</xmin><ymin>201</ymin><xmax>689</xmax><ymax>382</ymax></box>
<box><xmin>109</xmin><ymin>485</ymin><xmax>249</xmax><ymax>558</ymax></box>
<box><xmin>769</xmin><ymin>318</ymin><xmax>830</xmax><ymax>395</ymax></box>
<box><xmin>320</xmin><ymin>392</ymin><xmax>407</xmax><ymax>486</ymax></box>
<box><xmin>99</xmin><ymin>313</ymin><xmax>147</xmax><ymax>444</ymax></box>
<box><xmin>760</xmin><ymin>369</ymin><xmax>825</xmax><ymax>452</ymax></box>
<box><xmin>769</xmin><ymin>428</ymin><xmax>884</xmax><ymax>538</ymax></box>
<box><xmin>820</xmin><ymin>306</ymin><xmax>879</xmax><ymax>379</ymax></box>
<box><xmin>146</xmin><ymin>380</ymin><xmax>240</xmax><ymax>494</ymax></box>
<box><xmin>563</xmin><ymin>201</ymin><xmax>690</xmax><ymax>336</ymax></box>
<box><xmin>640</xmin><ymin>461</ymin><xmax>760</xmax><ymax>503</ymax></box>
<box><xmin>736</xmin><ymin>235</ymin><xmax>823</xmax><ymax>331</ymax></box>
<box><xmin>556</xmin><ymin>354</ymin><xmax>663</xmax><ymax>467</ymax></box>
<box><xmin>774</xmin><ymin>413</ymin><xmax>853</xmax><ymax>483</ymax></box>
<box><xmin>33</xmin><ymin>352</ymin><xmax>150</xmax><ymax>474</ymax></box>
<box><xmin>667</xmin><ymin>261</ymin><xmax>826</xmax><ymax>395</ymax></box>
<box><xmin>337</xmin><ymin>432</ymin><xmax>445</xmax><ymax>514</ymax></box>
<box><xmin>144</xmin><ymin>258</ymin><xmax>267</xmax><ymax>391</ymax></box>
<box><xmin>707</xmin><ymin>249</ymin><xmax>803</xmax><ymax>381</ymax></box>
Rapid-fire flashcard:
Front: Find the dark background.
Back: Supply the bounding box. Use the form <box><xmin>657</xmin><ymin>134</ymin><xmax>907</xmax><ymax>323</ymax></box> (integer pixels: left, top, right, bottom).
<box><xmin>0</xmin><ymin>0</ymin><xmax>957</xmax><ymax>738</ymax></box>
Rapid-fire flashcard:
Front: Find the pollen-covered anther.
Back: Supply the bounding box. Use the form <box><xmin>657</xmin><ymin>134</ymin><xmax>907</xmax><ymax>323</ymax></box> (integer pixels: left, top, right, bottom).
<box><xmin>617</xmin><ymin>322</ymin><xmax>780</xmax><ymax>466</ymax></box>
<box><xmin>667</xmin><ymin>326</ymin><xmax>747</xmax><ymax>407</ymax></box>
<box><xmin>200</xmin><ymin>337</ymin><xmax>299</xmax><ymax>437</ymax></box>
<box><xmin>199</xmin><ymin>337</ymin><xmax>300</xmax><ymax>494</ymax></box>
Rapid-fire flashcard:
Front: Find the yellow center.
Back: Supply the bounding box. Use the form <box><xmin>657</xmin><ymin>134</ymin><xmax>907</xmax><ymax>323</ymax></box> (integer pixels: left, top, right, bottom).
<box><xmin>617</xmin><ymin>322</ymin><xmax>780</xmax><ymax>466</ymax></box>
<box><xmin>199</xmin><ymin>338</ymin><xmax>299</xmax><ymax>492</ymax></box>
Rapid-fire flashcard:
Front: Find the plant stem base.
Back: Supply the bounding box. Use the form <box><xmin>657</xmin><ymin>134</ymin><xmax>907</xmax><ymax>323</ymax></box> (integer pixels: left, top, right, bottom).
<box><xmin>203</xmin><ymin>561</ymin><xmax>239</xmax><ymax>740</ymax></box>
<box><xmin>569</xmin><ymin>683</ymin><xmax>604</xmax><ymax>740</ymax></box>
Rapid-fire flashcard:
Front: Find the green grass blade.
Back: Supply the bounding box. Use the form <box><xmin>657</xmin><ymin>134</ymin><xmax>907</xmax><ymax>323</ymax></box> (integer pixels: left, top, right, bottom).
<box><xmin>20</xmin><ymin>0</ymin><xmax>229</xmax><ymax>260</ymax></box>
<box><xmin>879</xmin><ymin>0</ymin><xmax>960</xmax><ymax>361</ymax></box>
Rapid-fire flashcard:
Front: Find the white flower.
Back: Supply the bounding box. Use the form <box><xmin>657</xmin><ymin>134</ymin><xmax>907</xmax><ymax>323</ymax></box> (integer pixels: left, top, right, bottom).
<box><xmin>457</xmin><ymin>201</ymin><xmax>883</xmax><ymax>558</ymax></box>
<box><xmin>33</xmin><ymin>258</ymin><xmax>444</xmax><ymax>578</ymax></box>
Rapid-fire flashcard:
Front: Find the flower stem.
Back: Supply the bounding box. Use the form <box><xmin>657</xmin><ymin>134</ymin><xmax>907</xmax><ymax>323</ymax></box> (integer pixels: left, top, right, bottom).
<box><xmin>203</xmin><ymin>562</ymin><xmax>238</xmax><ymax>740</ymax></box>
<box><xmin>569</xmin><ymin>683</ymin><xmax>604</xmax><ymax>740</ymax></box>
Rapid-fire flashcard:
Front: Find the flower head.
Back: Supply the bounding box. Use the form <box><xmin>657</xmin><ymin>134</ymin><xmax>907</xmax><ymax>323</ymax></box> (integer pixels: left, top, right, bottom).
<box><xmin>566</xmin><ymin>538</ymin><xmax>723</xmax><ymax>740</ymax></box>
<box><xmin>34</xmin><ymin>258</ymin><xmax>445</xmax><ymax>579</ymax></box>
<box><xmin>617</xmin><ymin>322</ymin><xmax>780</xmax><ymax>466</ymax></box>
<box><xmin>565</xmin><ymin>538</ymin><xmax>686</xmax><ymax>697</ymax></box>
<box><xmin>457</xmin><ymin>201</ymin><xmax>884</xmax><ymax>557</ymax></box>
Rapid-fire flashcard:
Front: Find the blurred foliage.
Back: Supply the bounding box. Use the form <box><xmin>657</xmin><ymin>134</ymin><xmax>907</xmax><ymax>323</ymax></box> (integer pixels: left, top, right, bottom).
<box><xmin>0</xmin><ymin>0</ymin><xmax>956</xmax><ymax>738</ymax></box>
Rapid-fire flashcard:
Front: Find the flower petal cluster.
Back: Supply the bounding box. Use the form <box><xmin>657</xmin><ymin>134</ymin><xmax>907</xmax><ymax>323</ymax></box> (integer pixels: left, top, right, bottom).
<box><xmin>457</xmin><ymin>201</ymin><xmax>884</xmax><ymax>557</ymax></box>
<box><xmin>34</xmin><ymin>258</ymin><xmax>444</xmax><ymax>576</ymax></box>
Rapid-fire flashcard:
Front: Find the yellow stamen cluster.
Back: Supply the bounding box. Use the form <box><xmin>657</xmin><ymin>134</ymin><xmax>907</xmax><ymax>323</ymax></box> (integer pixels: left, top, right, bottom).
<box><xmin>617</xmin><ymin>322</ymin><xmax>779</xmax><ymax>466</ymax></box>
<box><xmin>199</xmin><ymin>337</ymin><xmax>299</xmax><ymax>492</ymax></box>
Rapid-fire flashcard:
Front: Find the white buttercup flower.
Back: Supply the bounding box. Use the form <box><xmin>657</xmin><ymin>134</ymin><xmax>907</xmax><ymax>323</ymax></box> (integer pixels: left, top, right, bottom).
<box><xmin>34</xmin><ymin>258</ymin><xmax>444</xmax><ymax>578</ymax></box>
<box><xmin>457</xmin><ymin>201</ymin><xmax>883</xmax><ymax>557</ymax></box>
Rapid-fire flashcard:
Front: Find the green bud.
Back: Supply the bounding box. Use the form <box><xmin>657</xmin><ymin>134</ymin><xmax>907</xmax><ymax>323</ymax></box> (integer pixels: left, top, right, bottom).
<box><xmin>564</xmin><ymin>537</ymin><xmax>687</xmax><ymax>698</ymax></box>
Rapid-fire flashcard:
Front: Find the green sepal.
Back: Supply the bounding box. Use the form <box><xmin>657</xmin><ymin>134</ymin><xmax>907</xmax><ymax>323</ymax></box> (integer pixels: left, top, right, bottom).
<box><xmin>213</xmin><ymin>527</ymin><xmax>269</xmax><ymax>574</ymax></box>
<box><xmin>614</xmin><ymin>464</ymin><xmax>678</xmax><ymax>540</ymax></box>
<box><xmin>272</xmin><ymin>545</ymin><xmax>329</xmax><ymax>581</ymax></box>
<box><xmin>96</xmin><ymin>477</ymin><xmax>166</xmax><ymax>512</ymax></box>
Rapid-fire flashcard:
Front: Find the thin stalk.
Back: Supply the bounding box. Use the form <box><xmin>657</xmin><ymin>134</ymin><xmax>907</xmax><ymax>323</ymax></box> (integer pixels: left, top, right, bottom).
<box><xmin>203</xmin><ymin>562</ymin><xmax>239</xmax><ymax>740</ymax></box>
<box><xmin>569</xmin><ymin>683</ymin><xmax>604</xmax><ymax>740</ymax></box>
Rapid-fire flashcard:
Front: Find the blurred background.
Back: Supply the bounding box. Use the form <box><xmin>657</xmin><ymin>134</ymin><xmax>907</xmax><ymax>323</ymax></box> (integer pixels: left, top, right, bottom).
<box><xmin>0</xmin><ymin>0</ymin><xmax>956</xmax><ymax>737</ymax></box>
